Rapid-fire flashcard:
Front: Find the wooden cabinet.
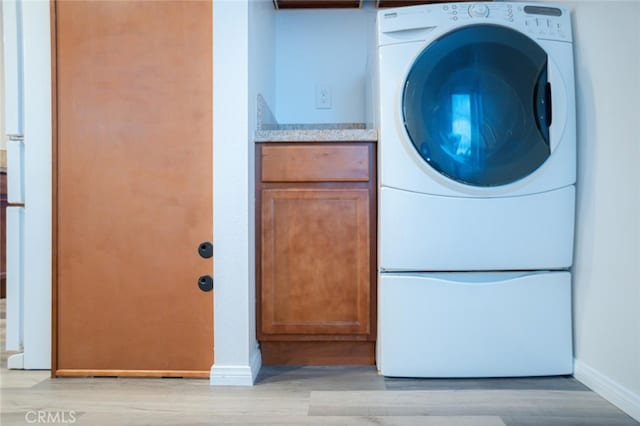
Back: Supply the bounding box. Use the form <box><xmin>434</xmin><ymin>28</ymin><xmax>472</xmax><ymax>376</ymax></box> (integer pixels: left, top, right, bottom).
<box><xmin>256</xmin><ymin>142</ymin><xmax>376</xmax><ymax>365</ymax></box>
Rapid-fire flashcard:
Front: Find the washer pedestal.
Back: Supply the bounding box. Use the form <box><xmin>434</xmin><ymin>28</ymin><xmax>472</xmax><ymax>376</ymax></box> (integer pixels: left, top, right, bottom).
<box><xmin>379</xmin><ymin>186</ymin><xmax>576</xmax><ymax>271</ymax></box>
<box><xmin>378</xmin><ymin>271</ymin><xmax>573</xmax><ymax>377</ymax></box>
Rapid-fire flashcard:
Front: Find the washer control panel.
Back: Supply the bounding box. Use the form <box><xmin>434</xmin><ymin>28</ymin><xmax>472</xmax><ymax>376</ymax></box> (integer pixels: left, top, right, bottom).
<box><xmin>439</xmin><ymin>2</ymin><xmax>571</xmax><ymax>42</ymax></box>
<box><xmin>378</xmin><ymin>2</ymin><xmax>572</xmax><ymax>45</ymax></box>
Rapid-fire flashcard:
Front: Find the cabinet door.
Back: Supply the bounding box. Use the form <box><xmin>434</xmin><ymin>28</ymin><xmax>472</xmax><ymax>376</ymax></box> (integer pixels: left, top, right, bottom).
<box><xmin>261</xmin><ymin>188</ymin><xmax>370</xmax><ymax>336</ymax></box>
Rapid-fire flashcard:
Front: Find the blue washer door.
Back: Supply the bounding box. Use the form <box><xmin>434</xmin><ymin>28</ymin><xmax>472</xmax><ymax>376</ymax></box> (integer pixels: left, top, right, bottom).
<box><xmin>403</xmin><ymin>24</ymin><xmax>551</xmax><ymax>187</ymax></box>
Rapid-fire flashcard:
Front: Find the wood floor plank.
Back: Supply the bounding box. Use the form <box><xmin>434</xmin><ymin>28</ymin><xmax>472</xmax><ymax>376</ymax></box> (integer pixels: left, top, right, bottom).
<box><xmin>384</xmin><ymin>376</ymin><xmax>590</xmax><ymax>392</ymax></box>
<box><xmin>1</xmin><ymin>388</ymin><xmax>310</xmax><ymax>416</ymax></box>
<box><xmin>256</xmin><ymin>366</ymin><xmax>386</xmax><ymax>391</ymax></box>
<box><xmin>501</xmin><ymin>415</ymin><xmax>639</xmax><ymax>426</ymax></box>
<box><xmin>0</xmin><ymin>370</ymin><xmax>50</xmax><ymax>389</ymax></box>
<box><xmin>308</xmin><ymin>390</ymin><xmax>632</xmax><ymax>419</ymax></box>
<box><xmin>1</xmin><ymin>413</ymin><xmax>507</xmax><ymax>426</ymax></box>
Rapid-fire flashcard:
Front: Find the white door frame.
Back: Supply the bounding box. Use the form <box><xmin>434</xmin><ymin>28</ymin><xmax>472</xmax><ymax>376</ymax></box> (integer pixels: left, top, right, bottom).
<box><xmin>6</xmin><ymin>0</ymin><xmax>52</xmax><ymax>370</ymax></box>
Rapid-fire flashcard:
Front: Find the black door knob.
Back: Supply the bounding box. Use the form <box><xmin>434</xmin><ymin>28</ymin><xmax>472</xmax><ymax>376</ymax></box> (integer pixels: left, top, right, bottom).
<box><xmin>198</xmin><ymin>241</ymin><xmax>213</xmax><ymax>259</ymax></box>
<box><xmin>198</xmin><ymin>275</ymin><xmax>213</xmax><ymax>292</ymax></box>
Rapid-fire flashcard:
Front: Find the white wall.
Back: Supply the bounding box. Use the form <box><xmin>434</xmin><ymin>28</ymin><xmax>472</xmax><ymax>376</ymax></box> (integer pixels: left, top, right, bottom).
<box><xmin>275</xmin><ymin>8</ymin><xmax>375</xmax><ymax>124</ymax></box>
<box><xmin>247</xmin><ymin>0</ymin><xmax>275</xmax><ymax>375</ymax></box>
<box><xmin>211</xmin><ymin>0</ymin><xmax>253</xmax><ymax>385</ymax></box>
<box><xmin>566</xmin><ymin>1</ymin><xmax>640</xmax><ymax>420</ymax></box>
<box><xmin>210</xmin><ymin>0</ymin><xmax>275</xmax><ymax>386</ymax></box>
<box><xmin>250</xmin><ymin>0</ymin><xmax>276</xmax><ymax>130</ymax></box>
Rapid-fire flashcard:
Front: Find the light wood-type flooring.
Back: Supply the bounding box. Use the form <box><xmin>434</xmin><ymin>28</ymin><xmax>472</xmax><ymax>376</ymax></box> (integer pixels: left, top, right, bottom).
<box><xmin>1</xmin><ymin>300</ymin><xmax>637</xmax><ymax>425</ymax></box>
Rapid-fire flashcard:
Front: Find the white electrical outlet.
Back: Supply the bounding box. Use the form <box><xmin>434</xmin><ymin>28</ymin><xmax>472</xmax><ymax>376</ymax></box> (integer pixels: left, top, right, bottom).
<box><xmin>315</xmin><ymin>85</ymin><xmax>332</xmax><ymax>109</ymax></box>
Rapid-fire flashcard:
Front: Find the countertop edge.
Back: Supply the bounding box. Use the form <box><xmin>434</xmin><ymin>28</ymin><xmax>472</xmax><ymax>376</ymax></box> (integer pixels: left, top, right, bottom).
<box><xmin>255</xmin><ymin>129</ymin><xmax>378</xmax><ymax>143</ymax></box>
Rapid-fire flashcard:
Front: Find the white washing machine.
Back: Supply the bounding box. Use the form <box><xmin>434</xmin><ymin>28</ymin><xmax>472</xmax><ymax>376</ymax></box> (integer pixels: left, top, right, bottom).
<box><xmin>374</xmin><ymin>2</ymin><xmax>575</xmax><ymax>377</ymax></box>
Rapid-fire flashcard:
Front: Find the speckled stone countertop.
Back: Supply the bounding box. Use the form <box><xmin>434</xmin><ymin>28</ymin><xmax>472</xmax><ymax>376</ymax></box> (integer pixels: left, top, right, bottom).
<box><xmin>254</xmin><ymin>95</ymin><xmax>377</xmax><ymax>142</ymax></box>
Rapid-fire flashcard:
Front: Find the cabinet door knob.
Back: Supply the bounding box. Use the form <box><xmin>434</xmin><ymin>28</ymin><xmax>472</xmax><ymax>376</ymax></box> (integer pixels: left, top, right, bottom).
<box><xmin>198</xmin><ymin>241</ymin><xmax>213</xmax><ymax>259</ymax></box>
<box><xmin>198</xmin><ymin>275</ymin><xmax>214</xmax><ymax>292</ymax></box>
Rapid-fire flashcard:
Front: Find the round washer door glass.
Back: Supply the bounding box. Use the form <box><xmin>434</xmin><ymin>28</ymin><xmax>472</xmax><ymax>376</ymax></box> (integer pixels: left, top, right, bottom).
<box><xmin>403</xmin><ymin>24</ymin><xmax>552</xmax><ymax>187</ymax></box>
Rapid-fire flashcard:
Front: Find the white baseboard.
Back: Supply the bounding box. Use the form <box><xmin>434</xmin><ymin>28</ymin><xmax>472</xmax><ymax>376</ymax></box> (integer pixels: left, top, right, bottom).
<box><xmin>7</xmin><ymin>353</ymin><xmax>25</xmax><ymax>369</ymax></box>
<box><xmin>209</xmin><ymin>348</ymin><xmax>262</xmax><ymax>386</ymax></box>
<box><xmin>574</xmin><ymin>359</ymin><xmax>640</xmax><ymax>422</ymax></box>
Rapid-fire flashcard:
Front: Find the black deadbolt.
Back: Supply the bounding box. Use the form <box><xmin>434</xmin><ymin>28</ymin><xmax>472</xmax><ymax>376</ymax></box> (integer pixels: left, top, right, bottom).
<box><xmin>198</xmin><ymin>275</ymin><xmax>214</xmax><ymax>292</ymax></box>
<box><xmin>198</xmin><ymin>241</ymin><xmax>213</xmax><ymax>259</ymax></box>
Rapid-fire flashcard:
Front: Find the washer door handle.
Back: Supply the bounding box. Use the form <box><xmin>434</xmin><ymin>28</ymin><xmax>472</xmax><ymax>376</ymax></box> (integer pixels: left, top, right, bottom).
<box><xmin>534</xmin><ymin>65</ymin><xmax>551</xmax><ymax>147</ymax></box>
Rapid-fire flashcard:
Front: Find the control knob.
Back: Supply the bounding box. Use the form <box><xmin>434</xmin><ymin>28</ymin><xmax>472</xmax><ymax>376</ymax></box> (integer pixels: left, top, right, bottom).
<box><xmin>468</xmin><ymin>4</ymin><xmax>490</xmax><ymax>17</ymax></box>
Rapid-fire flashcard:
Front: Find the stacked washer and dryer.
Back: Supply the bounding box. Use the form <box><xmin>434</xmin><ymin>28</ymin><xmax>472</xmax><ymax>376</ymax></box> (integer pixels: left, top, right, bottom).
<box><xmin>373</xmin><ymin>2</ymin><xmax>576</xmax><ymax>377</ymax></box>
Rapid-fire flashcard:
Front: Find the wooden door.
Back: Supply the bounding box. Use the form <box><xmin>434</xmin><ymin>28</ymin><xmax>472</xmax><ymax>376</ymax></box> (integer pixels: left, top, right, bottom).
<box><xmin>53</xmin><ymin>1</ymin><xmax>213</xmax><ymax>377</ymax></box>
